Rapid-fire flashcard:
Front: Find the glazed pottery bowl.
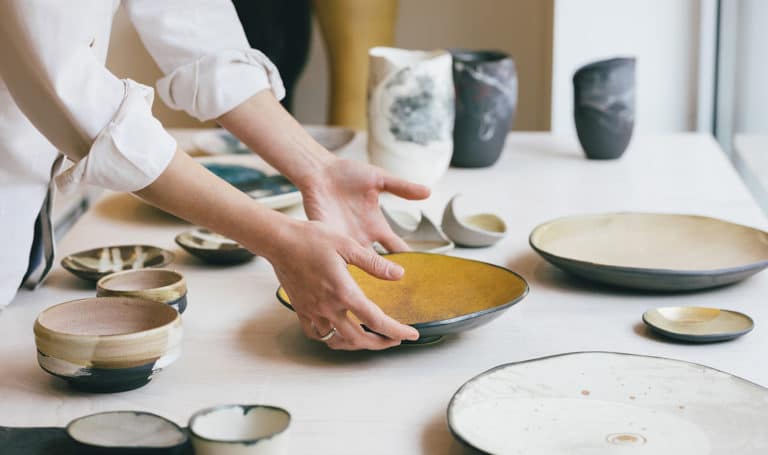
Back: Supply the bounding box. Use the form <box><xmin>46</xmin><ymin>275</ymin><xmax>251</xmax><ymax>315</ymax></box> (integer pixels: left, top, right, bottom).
<box><xmin>188</xmin><ymin>404</ymin><xmax>291</xmax><ymax>455</ymax></box>
<box><xmin>642</xmin><ymin>306</ymin><xmax>754</xmax><ymax>343</ymax></box>
<box><xmin>441</xmin><ymin>195</ymin><xmax>506</xmax><ymax>247</ymax></box>
<box><xmin>278</xmin><ymin>252</ymin><xmax>527</xmax><ymax>343</ymax></box>
<box><xmin>66</xmin><ymin>411</ymin><xmax>189</xmax><ymax>453</ymax></box>
<box><xmin>175</xmin><ymin>228</ymin><xmax>255</xmax><ymax>265</ymax></box>
<box><xmin>97</xmin><ymin>269</ymin><xmax>188</xmax><ymax>313</ymax></box>
<box><xmin>530</xmin><ymin>212</ymin><xmax>768</xmax><ymax>291</ymax></box>
<box><xmin>61</xmin><ymin>245</ymin><xmax>175</xmax><ymax>282</ymax></box>
<box><xmin>34</xmin><ymin>297</ymin><xmax>182</xmax><ymax>392</ymax></box>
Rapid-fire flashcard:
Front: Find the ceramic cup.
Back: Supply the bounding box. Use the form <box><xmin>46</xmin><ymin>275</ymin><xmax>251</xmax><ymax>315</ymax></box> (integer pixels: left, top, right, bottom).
<box><xmin>573</xmin><ymin>57</ymin><xmax>636</xmax><ymax>160</ymax></box>
<box><xmin>188</xmin><ymin>404</ymin><xmax>291</xmax><ymax>455</ymax></box>
<box><xmin>33</xmin><ymin>297</ymin><xmax>182</xmax><ymax>393</ymax></box>
<box><xmin>450</xmin><ymin>50</ymin><xmax>517</xmax><ymax>168</ymax></box>
<box><xmin>368</xmin><ymin>47</ymin><xmax>455</xmax><ymax>187</ymax></box>
<box><xmin>97</xmin><ymin>269</ymin><xmax>188</xmax><ymax>314</ymax></box>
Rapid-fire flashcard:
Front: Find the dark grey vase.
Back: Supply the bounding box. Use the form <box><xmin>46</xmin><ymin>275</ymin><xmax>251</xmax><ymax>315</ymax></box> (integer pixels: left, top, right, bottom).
<box><xmin>573</xmin><ymin>57</ymin><xmax>635</xmax><ymax>160</ymax></box>
<box><xmin>450</xmin><ymin>50</ymin><xmax>517</xmax><ymax>168</ymax></box>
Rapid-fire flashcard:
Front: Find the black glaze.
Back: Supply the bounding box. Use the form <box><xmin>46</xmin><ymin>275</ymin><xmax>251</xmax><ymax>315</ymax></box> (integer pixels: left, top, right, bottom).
<box><xmin>66</xmin><ymin>411</ymin><xmax>189</xmax><ymax>454</ymax></box>
<box><xmin>39</xmin><ymin>353</ymin><xmax>158</xmax><ymax>393</ymax></box>
<box><xmin>573</xmin><ymin>57</ymin><xmax>635</xmax><ymax>160</ymax></box>
<box><xmin>169</xmin><ymin>294</ymin><xmax>187</xmax><ymax>314</ymax></box>
<box><xmin>0</xmin><ymin>426</ymin><xmax>193</xmax><ymax>455</ymax></box>
<box><xmin>203</xmin><ymin>163</ymin><xmax>298</xmax><ymax>198</ymax></box>
<box><xmin>451</xmin><ymin>50</ymin><xmax>517</xmax><ymax>168</ymax></box>
<box><xmin>175</xmin><ymin>237</ymin><xmax>255</xmax><ymax>266</ymax></box>
<box><xmin>61</xmin><ymin>245</ymin><xmax>174</xmax><ymax>282</ymax></box>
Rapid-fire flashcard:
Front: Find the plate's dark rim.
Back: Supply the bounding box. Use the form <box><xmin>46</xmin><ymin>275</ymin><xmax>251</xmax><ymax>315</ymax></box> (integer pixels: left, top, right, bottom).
<box><xmin>187</xmin><ymin>404</ymin><xmax>290</xmax><ymax>445</ymax></box>
<box><xmin>446</xmin><ymin>351</ymin><xmax>768</xmax><ymax>454</ymax></box>
<box><xmin>641</xmin><ymin>308</ymin><xmax>755</xmax><ymax>341</ymax></box>
<box><xmin>65</xmin><ymin>410</ymin><xmax>188</xmax><ymax>450</ymax></box>
<box><xmin>274</xmin><ymin>252</ymin><xmax>529</xmax><ymax>331</ymax></box>
<box><xmin>60</xmin><ymin>245</ymin><xmax>175</xmax><ymax>273</ymax></box>
<box><xmin>529</xmin><ymin>212</ymin><xmax>768</xmax><ymax>278</ymax></box>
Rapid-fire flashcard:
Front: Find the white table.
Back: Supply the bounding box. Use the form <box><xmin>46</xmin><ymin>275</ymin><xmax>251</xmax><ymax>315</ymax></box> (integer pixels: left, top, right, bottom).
<box><xmin>2</xmin><ymin>132</ymin><xmax>767</xmax><ymax>454</ymax></box>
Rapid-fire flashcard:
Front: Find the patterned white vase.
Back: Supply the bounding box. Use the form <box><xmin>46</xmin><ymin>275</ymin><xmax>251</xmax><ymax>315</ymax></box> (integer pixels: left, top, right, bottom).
<box><xmin>367</xmin><ymin>47</ymin><xmax>455</xmax><ymax>187</ymax></box>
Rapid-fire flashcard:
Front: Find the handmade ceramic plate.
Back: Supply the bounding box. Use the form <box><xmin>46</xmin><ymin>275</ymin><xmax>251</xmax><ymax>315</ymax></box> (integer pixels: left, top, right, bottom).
<box><xmin>642</xmin><ymin>306</ymin><xmax>754</xmax><ymax>342</ymax></box>
<box><xmin>60</xmin><ymin>245</ymin><xmax>175</xmax><ymax>282</ymax></box>
<box><xmin>196</xmin><ymin>156</ymin><xmax>298</xmax><ymax>207</ymax></box>
<box><xmin>192</xmin><ymin>125</ymin><xmax>355</xmax><ymax>155</ymax></box>
<box><xmin>175</xmin><ymin>228</ymin><xmax>255</xmax><ymax>265</ymax></box>
<box><xmin>529</xmin><ymin>213</ymin><xmax>768</xmax><ymax>291</ymax></box>
<box><xmin>276</xmin><ymin>252</ymin><xmax>527</xmax><ymax>343</ymax></box>
<box><xmin>66</xmin><ymin>411</ymin><xmax>188</xmax><ymax>452</ymax></box>
<box><xmin>448</xmin><ymin>352</ymin><xmax>768</xmax><ymax>454</ymax></box>
<box><xmin>196</xmin><ymin>155</ymin><xmax>301</xmax><ymax>210</ymax></box>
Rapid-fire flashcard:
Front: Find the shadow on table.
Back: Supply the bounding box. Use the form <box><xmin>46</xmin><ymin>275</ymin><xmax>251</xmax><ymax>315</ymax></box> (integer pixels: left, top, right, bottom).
<box><xmin>93</xmin><ymin>193</ymin><xmax>187</xmax><ymax>226</ymax></box>
<box><xmin>421</xmin><ymin>408</ymin><xmax>473</xmax><ymax>454</ymax></box>
<box><xmin>237</xmin><ymin>313</ymin><xmax>464</xmax><ymax>367</ymax></box>
<box><xmin>42</xmin><ymin>269</ymin><xmax>95</xmax><ymax>292</ymax></box>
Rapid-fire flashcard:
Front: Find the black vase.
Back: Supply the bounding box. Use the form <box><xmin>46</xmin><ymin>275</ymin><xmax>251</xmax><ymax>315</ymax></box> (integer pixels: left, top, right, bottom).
<box><xmin>231</xmin><ymin>0</ymin><xmax>312</xmax><ymax>113</ymax></box>
<box><xmin>450</xmin><ymin>50</ymin><xmax>517</xmax><ymax>168</ymax></box>
<box><xmin>573</xmin><ymin>57</ymin><xmax>635</xmax><ymax>160</ymax></box>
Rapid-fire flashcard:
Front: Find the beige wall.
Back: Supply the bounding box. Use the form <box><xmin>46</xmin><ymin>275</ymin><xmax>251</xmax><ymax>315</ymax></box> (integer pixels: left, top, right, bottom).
<box><xmin>107</xmin><ymin>1</ymin><xmax>553</xmax><ymax>130</ymax></box>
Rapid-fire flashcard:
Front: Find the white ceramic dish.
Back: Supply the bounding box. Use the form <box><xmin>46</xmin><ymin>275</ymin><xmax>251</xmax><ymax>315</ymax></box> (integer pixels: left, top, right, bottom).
<box><xmin>529</xmin><ymin>212</ymin><xmax>768</xmax><ymax>291</ymax></box>
<box><xmin>188</xmin><ymin>404</ymin><xmax>291</xmax><ymax>455</ymax></box>
<box><xmin>642</xmin><ymin>306</ymin><xmax>754</xmax><ymax>342</ymax></box>
<box><xmin>380</xmin><ymin>207</ymin><xmax>453</xmax><ymax>253</ymax></box>
<box><xmin>66</xmin><ymin>411</ymin><xmax>188</xmax><ymax>451</ymax></box>
<box><xmin>196</xmin><ymin>155</ymin><xmax>301</xmax><ymax>210</ymax></box>
<box><xmin>448</xmin><ymin>352</ymin><xmax>768</xmax><ymax>454</ymax></box>
<box><xmin>441</xmin><ymin>195</ymin><xmax>506</xmax><ymax>247</ymax></box>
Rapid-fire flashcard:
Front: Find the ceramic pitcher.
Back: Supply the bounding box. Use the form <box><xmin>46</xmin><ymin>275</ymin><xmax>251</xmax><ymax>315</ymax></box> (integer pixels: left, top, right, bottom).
<box><xmin>573</xmin><ymin>57</ymin><xmax>636</xmax><ymax>160</ymax></box>
<box><xmin>451</xmin><ymin>50</ymin><xmax>517</xmax><ymax>168</ymax></box>
<box><xmin>367</xmin><ymin>47</ymin><xmax>455</xmax><ymax>187</ymax></box>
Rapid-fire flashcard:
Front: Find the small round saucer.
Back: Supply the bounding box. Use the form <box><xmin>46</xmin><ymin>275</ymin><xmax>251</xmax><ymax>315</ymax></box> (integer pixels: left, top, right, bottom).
<box><xmin>642</xmin><ymin>306</ymin><xmax>754</xmax><ymax>343</ymax></box>
<box><xmin>61</xmin><ymin>245</ymin><xmax>174</xmax><ymax>281</ymax></box>
<box><xmin>175</xmin><ymin>228</ymin><xmax>255</xmax><ymax>265</ymax></box>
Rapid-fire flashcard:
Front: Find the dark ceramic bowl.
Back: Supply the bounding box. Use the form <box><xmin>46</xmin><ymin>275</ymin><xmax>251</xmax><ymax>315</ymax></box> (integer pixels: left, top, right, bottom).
<box><xmin>66</xmin><ymin>411</ymin><xmax>189</xmax><ymax>453</ymax></box>
<box><xmin>97</xmin><ymin>269</ymin><xmax>187</xmax><ymax>313</ymax></box>
<box><xmin>60</xmin><ymin>245</ymin><xmax>175</xmax><ymax>282</ymax></box>
<box><xmin>175</xmin><ymin>228</ymin><xmax>255</xmax><ymax>265</ymax></box>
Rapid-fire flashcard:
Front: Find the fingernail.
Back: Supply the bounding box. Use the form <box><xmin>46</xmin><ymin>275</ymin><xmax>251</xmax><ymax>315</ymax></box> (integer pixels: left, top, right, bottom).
<box><xmin>389</xmin><ymin>263</ymin><xmax>405</xmax><ymax>279</ymax></box>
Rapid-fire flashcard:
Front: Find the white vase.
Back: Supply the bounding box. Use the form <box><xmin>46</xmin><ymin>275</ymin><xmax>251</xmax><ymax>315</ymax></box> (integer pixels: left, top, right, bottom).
<box><xmin>367</xmin><ymin>47</ymin><xmax>454</xmax><ymax>187</ymax></box>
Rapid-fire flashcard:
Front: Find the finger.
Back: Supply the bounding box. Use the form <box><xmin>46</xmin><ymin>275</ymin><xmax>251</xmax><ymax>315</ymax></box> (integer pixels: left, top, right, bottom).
<box><xmin>343</xmin><ymin>244</ymin><xmax>404</xmax><ymax>281</ymax></box>
<box><xmin>376</xmin><ymin>226</ymin><xmax>411</xmax><ymax>253</ymax></box>
<box><xmin>346</xmin><ymin>290</ymin><xmax>419</xmax><ymax>342</ymax></box>
<box><xmin>297</xmin><ymin>314</ymin><xmax>319</xmax><ymax>340</ymax></box>
<box><xmin>326</xmin><ymin>311</ymin><xmax>401</xmax><ymax>351</ymax></box>
<box><xmin>380</xmin><ymin>173</ymin><xmax>431</xmax><ymax>200</ymax></box>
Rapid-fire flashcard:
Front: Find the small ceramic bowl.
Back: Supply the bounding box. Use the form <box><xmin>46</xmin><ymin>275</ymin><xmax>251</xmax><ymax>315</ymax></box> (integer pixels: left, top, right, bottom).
<box><xmin>97</xmin><ymin>269</ymin><xmax>187</xmax><ymax>313</ymax></box>
<box><xmin>642</xmin><ymin>306</ymin><xmax>754</xmax><ymax>343</ymax></box>
<box><xmin>188</xmin><ymin>404</ymin><xmax>291</xmax><ymax>455</ymax></box>
<box><xmin>60</xmin><ymin>245</ymin><xmax>175</xmax><ymax>282</ymax></box>
<box><xmin>66</xmin><ymin>411</ymin><xmax>189</xmax><ymax>453</ymax></box>
<box><xmin>34</xmin><ymin>297</ymin><xmax>182</xmax><ymax>392</ymax></box>
<box><xmin>175</xmin><ymin>228</ymin><xmax>255</xmax><ymax>265</ymax></box>
<box><xmin>441</xmin><ymin>195</ymin><xmax>506</xmax><ymax>247</ymax></box>
<box><xmin>380</xmin><ymin>206</ymin><xmax>454</xmax><ymax>253</ymax></box>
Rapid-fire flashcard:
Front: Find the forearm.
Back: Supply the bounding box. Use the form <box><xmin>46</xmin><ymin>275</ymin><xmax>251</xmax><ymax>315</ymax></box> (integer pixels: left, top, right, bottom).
<box><xmin>134</xmin><ymin>149</ymin><xmax>295</xmax><ymax>259</ymax></box>
<box><xmin>217</xmin><ymin>90</ymin><xmax>335</xmax><ymax>190</ymax></box>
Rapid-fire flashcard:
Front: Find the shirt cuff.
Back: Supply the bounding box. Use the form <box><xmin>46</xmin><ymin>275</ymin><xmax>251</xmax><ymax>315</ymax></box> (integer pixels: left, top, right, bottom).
<box><xmin>55</xmin><ymin>79</ymin><xmax>176</xmax><ymax>194</ymax></box>
<box><xmin>155</xmin><ymin>48</ymin><xmax>286</xmax><ymax>122</ymax></box>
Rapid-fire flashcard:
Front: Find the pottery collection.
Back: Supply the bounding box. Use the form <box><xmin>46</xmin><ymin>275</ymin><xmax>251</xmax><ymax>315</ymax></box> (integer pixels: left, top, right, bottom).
<box><xmin>573</xmin><ymin>57</ymin><xmax>636</xmax><ymax>160</ymax></box>
<box><xmin>368</xmin><ymin>47</ymin><xmax>455</xmax><ymax>187</ymax></box>
<box><xmin>451</xmin><ymin>50</ymin><xmax>517</xmax><ymax>168</ymax></box>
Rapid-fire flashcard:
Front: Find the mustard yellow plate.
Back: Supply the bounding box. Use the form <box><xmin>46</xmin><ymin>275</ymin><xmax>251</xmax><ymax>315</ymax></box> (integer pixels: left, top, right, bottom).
<box><xmin>276</xmin><ymin>252</ymin><xmax>528</xmax><ymax>343</ymax></box>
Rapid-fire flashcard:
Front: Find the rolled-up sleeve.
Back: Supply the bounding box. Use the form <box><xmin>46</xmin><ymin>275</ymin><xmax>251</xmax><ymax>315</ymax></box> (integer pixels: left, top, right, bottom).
<box><xmin>0</xmin><ymin>1</ymin><xmax>176</xmax><ymax>194</ymax></box>
<box><xmin>125</xmin><ymin>0</ymin><xmax>285</xmax><ymax>122</ymax></box>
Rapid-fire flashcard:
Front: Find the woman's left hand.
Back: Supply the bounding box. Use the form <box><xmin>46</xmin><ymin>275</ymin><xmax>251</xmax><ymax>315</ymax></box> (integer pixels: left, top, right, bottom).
<box><xmin>299</xmin><ymin>157</ymin><xmax>430</xmax><ymax>252</ymax></box>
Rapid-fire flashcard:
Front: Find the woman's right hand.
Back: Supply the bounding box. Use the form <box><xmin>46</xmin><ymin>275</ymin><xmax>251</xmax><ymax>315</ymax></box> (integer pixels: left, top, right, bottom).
<box><xmin>264</xmin><ymin>219</ymin><xmax>420</xmax><ymax>350</ymax></box>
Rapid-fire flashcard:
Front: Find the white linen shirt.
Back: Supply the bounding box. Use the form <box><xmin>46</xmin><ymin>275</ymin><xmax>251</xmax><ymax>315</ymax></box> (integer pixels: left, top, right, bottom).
<box><xmin>0</xmin><ymin>0</ymin><xmax>285</xmax><ymax>307</ymax></box>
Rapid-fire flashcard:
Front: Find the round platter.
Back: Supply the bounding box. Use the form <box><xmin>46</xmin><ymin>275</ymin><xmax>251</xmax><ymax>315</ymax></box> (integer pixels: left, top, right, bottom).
<box><xmin>448</xmin><ymin>352</ymin><xmax>768</xmax><ymax>454</ymax></box>
<box><xmin>529</xmin><ymin>212</ymin><xmax>768</xmax><ymax>291</ymax></box>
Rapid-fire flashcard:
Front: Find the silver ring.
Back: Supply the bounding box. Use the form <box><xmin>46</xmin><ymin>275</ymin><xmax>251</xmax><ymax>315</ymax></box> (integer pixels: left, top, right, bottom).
<box><xmin>318</xmin><ymin>326</ymin><xmax>337</xmax><ymax>342</ymax></box>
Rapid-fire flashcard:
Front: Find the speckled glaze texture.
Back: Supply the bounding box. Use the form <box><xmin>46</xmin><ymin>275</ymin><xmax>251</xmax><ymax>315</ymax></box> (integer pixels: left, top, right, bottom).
<box><xmin>368</xmin><ymin>47</ymin><xmax>455</xmax><ymax>187</ymax></box>
<box><xmin>451</xmin><ymin>50</ymin><xmax>517</xmax><ymax>168</ymax></box>
<box><xmin>573</xmin><ymin>57</ymin><xmax>635</xmax><ymax>160</ymax></box>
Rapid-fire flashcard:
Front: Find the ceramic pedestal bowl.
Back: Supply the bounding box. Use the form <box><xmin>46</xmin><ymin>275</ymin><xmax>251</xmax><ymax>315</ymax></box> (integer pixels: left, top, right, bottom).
<box><xmin>60</xmin><ymin>245</ymin><xmax>175</xmax><ymax>282</ymax></box>
<box><xmin>66</xmin><ymin>411</ymin><xmax>189</xmax><ymax>453</ymax></box>
<box><xmin>277</xmin><ymin>252</ymin><xmax>528</xmax><ymax>344</ymax></box>
<box><xmin>441</xmin><ymin>195</ymin><xmax>506</xmax><ymax>247</ymax></box>
<box><xmin>189</xmin><ymin>404</ymin><xmax>291</xmax><ymax>455</ymax></box>
<box><xmin>97</xmin><ymin>269</ymin><xmax>188</xmax><ymax>314</ymax></box>
<box><xmin>34</xmin><ymin>297</ymin><xmax>182</xmax><ymax>393</ymax></box>
<box><xmin>175</xmin><ymin>228</ymin><xmax>255</xmax><ymax>265</ymax></box>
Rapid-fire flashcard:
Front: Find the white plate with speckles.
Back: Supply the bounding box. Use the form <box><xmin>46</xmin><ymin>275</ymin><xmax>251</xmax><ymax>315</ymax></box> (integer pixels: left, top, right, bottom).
<box><xmin>448</xmin><ymin>352</ymin><xmax>768</xmax><ymax>454</ymax></box>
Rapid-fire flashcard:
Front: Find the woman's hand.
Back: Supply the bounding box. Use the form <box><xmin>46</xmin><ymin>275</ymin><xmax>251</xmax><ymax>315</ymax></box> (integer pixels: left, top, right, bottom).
<box><xmin>265</xmin><ymin>219</ymin><xmax>420</xmax><ymax>350</ymax></box>
<box><xmin>299</xmin><ymin>157</ymin><xmax>430</xmax><ymax>251</ymax></box>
